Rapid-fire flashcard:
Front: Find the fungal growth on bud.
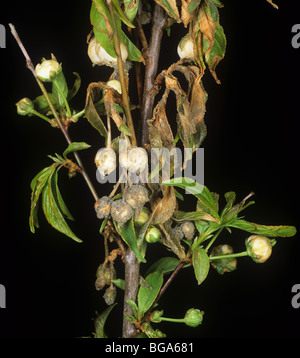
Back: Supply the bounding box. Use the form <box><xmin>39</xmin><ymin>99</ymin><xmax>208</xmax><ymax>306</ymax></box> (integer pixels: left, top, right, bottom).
<box><xmin>103</xmin><ymin>284</ymin><xmax>117</xmax><ymax>305</ymax></box>
<box><xmin>88</xmin><ymin>37</ymin><xmax>128</xmax><ymax>67</ymax></box>
<box><xmin>123</xmin><ymin>185</ymin><xmax>149</xmax><ymax>211</ymax></box>
<box><xmin>16</xmin><ymin>98</ymin><xmax>34</xmax><ymax>116</ymax></box>
<box><xmin>184</xmin><ymin>308</ymin><xmax>204</xmax><ymax>327</ymax></box>
<box><xmin>95</xmin><ymin>148</ymin><xmax>117</xmax><ymax>178</ymax></box>
<box><xmin>170</xmin><ymin>226</ymin><xmax>184</xmax><ymax>242</ymax></box>
<box><xmin>95</xmin><ymin>263</ymin><xmax>116</xmax><ymax>291</ymax></box>
<box><xmin>145</xmin><ymin>226</ymin><xmax>161</xmax><ymax>244</ymax></box>
<box><xmin>210</xmin><ymin>244</ymin><xmax>237</xmax><ymax>274</ymax></box>
<box><xmin>106</xmin><ymin>80</ymin><xmax>122</xmax><ymax>94</ymax></box>
<box><xmin>180</xmin><ymin>221</ymin><xmax>195</xmax><ymax>241</ymax></box>
<box><xmin>119</xmin><ymin>147</ymin><xmax>148</xmax><ymax>174</ymax></box>
<box><xmin>177</xmin><ymin>34</ymin><xmax>195</xmax><ymax>60</ymax></box>
<box><xmin>110</xmin><ymin>199</ymin><xmax>134</xmax><ymax>227</ymax></box>
<box><xmin>246</xmin><ymin>235</ymin><xmax>274</xmax><ymax>263</ymax></box>
<box><xmin>35</xmin><ymin>59</ymin><xmax>61</xmax><ymax>82</ymax></box>
<box><xmin>94</xmin><ymin>196</ymin><xmax>112</xmax><ymax>219</ymax></box>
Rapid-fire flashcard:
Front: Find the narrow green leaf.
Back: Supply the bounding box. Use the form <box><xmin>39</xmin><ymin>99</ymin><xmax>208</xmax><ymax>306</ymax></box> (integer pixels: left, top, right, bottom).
<box><xmin>63</xmin><ymin>142</ymin><xmax>91</xmax><ymax>158</ymax></box>
<box><xmin>94</xmin><ymin>303</ymin><xmax>117</xmax><ymax>338</ymax></box>
<box><xmin>114</xmin><ymin>218</ymin><xmax>146</xmax><ymax>263</ymax></box>
<box><xmin>188</xmin><ymin>0</ymin><xmax>202</xmax><ymax>14</ymax></box>
<box><xmin>112</xmin><ymin>0</ymin><xmax>135</xmax><ymax>28</ymax></box>
<box><xmin>138</xmin><ymin>271</ymin><xmax>164</xmax><ymax>315</ymax></box>
<box><xmin>29</xmin><ymin>165</ymin><xmax>57</xmax><ymax>233</ymax></box>
<box><xmin>52</xmin><ymin>169</ymin><xmax>74</xmax><ymax>221</ymax></box>
<box><xmin>42</xmin><ymin>171</ymin><xmax>82</xmax><ymax>243</ymax></box>
<box><xmin>52</xmin><ymin>71</ymin><xmax>69</xmax><ymax>109</ymax></box>
<box><xmin>192</xmin><ymin>247</ymin><xmax>210</xmax><ymax>285</ymax></box>
<box><xmin>111</xmin><ymin>278</ymin><xmax>125</xmax><ymax>290</ymax></box>
<box><xmin>228</xmin><ymin>219</ymin><xmax>297</xmax><ymax>238</ymax></box>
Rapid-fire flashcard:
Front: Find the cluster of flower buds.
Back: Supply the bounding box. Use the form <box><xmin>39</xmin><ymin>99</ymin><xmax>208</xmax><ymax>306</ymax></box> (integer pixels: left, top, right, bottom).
<box><xmin>210</xmin><ymin>244</ymin><xmax>237</xmax><ymax>275</ymax></box>
<box><xmin>245</xmin><ymin>235</ymin><xmax>275</xmax><ymax>263</ymax></box>
<box><xmin>170</xmin><ymin>221</ymin><xmax>196</xmax><ymax>242</ymax></box>
<box><xmin>88</xmin><ymin>37</ymin><xmax>128</xmax><ymax>67</ymax></box>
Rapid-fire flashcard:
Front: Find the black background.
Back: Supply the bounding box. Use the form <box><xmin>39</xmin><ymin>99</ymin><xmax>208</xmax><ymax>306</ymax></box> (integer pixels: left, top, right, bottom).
<box><xmin>0</xmin><ymin>0</ymin><xmax>300</xmax><ymax>338</ymax></box>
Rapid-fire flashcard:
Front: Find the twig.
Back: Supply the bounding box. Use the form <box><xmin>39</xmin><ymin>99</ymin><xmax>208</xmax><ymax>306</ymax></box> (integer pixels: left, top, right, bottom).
<box><xmin>9</xmin><ymin>23</ymin><xmax>99</xmax><ymax>202</ymax></box>
<box><xmin>139</xmin><ymin>4</ymin><xmax>168</xmax><ymax>147</ymax></box>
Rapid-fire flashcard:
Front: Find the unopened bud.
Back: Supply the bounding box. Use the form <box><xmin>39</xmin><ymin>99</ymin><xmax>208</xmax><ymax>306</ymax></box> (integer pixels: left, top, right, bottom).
<box><xmin>134</xmin><ymin>207</ymin><xmax>150</xmax><ymax>227</ymax></box>
<box><xmin>16</xmin><ymin>98</ymin><xmax>34</xmax><ymax>116</ymax></box>
<box><xmin>246</xmin><ymin>235</ymin><xmax>274</xmax><ymax>263</ymax></box>
<box><xmin>95</xmin><ymin>148</ymin><xmax>117</xmax><ymax>178</ymax></box>
<box><xmin>88</xmin><ymin>37</ymin><xmax>128</xmax><ymax>67</ymax></box>
<box><xmin>211</xmin><ymin>244</ymin><xmax>237</xmax><ymax>274</ymax></box>
<box><xmin>177</xmin><ymin>34</ymin><xmax>195</xmax><ymax>60</ymax></box>
<box><xmin>119</xmin><ymin>147</ymin><xmax>148</xmax><ymax>174</ymax></box>
<box><xmin>106</xmin><ymin>80</ymin><xmax>122</xmax><ymax>94</ymax></box>
<box><xmin>35</xmin><ymin>59</ymin><xmax>61</xmax><ymax>82</ymax></box>
<box><xmin>184</xmin><ymin>308</ymin><xmax>204</xmax><ymax>327</ymax></box>
<box><xmin>145</xmin><ymin>226</ymin><xmax>161</xmax><ymax>243</ymax></box>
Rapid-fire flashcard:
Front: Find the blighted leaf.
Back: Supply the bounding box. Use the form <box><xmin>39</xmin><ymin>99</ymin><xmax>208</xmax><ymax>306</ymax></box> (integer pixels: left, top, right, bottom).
<box><xmin>154</xmin><ymin>0</ymin><xmax>181</xmax><ymax>23</ymax></box>
<box><xmin>181</xmin><ymin>0</ymin><xmax>197</xmax><ymax>27</ymax></box>
<box><xmin>151</xmin><ymin>185</ymin><xmax>177</xmax><ymax>225</ymax></box>
<box><xmin>172</xmin><ymin>210</ymin><xmax>219</xmax><ymax>223</ymax></box>
<box><xmin>52</xmin><ymin>170</ymin><xmax>74</xmax><ymax>221</ymax></box>
<box><xmin>114</xmin><ymin>218</ymin><xmax>146</xmax><ymax>263</ymax></box>
<box><xmin>63</xmin><ymin>142</ymin><xmax>91</xmax><ymax>158</ymax></box>
<box><xmin>228</xmin><ymin>219</ymin><xmax>297</xmax><ymax>238</ymax></box>
<box><xmin>192</xmin><ymin>247</ymin><xmax>210</xmax><ymax>285</ymax></box>
<box><xmin>112</xmin><ymin>0</ymin><xmax>135</xmax><ymax>28</ymax></box>
<box><xmin>42</xmin><ymin>171</ymin><xmax>82</xmax><ymax>243</ymax></box>
<box><xmin>124</xmin><ymin>0</ymin><xmax>139</xmax><ymax>22</ymax></box>
<box><xmin>94</xmin><ymin>303</ymin><xmax>117</xmax><ymax>338</ymax></box>
<box><xmin>138</xmin><ymin>271</ymin><xmax>163</xmax><ymax>314</ymax></box>
<box><xmin>85</xmin><ymin>83</ymin><xmax>108</xmax><ymax>140</ymax></box>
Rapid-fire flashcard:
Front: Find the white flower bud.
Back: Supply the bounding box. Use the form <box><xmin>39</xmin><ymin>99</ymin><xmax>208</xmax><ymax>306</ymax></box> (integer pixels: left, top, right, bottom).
<box><xmin>106</xmin><ymin>80</ymin><xmax>122</xmax><ymax>94</ymax></box>
<box><xmin>88</xmin><ymin>37</ymin><xmax>128</xmax><ymax>67</ymax></box>
<box><xmin>246</xmin><ymin>235</ymin><xmax>273</xmax><ymax>263</ymax></box>
<box><xmin>177</xmin><ymin>34</ymin><xmax>195</xmax><ymax>60</ymax></box>
<box><xmin>35</xmin><ymin>59</ymin><xmax>61</xmax><ymax>82</ymax></box>
<box><xmin>95</xmin><ymin>148</ymin><xmax>117</xmax><ymax>178</ymax></box>
<box><xmin>119</xmin><ymin>147</ymin><xmax>148</xmax><ymax>173</ymax></box>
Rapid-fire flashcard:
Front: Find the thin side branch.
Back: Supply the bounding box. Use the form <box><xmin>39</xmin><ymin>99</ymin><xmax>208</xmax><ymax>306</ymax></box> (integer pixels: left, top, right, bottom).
<box><xmin>9</xmin><ymin>24</ymin><xmax>99</xmax><ymax>202</ymax></box>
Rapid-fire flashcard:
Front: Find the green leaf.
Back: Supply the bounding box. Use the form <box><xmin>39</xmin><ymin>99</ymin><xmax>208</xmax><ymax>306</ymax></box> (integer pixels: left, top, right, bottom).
<box><xmin>145</xmin><ymin>257</ymin><xmax>181</xmax><ymax>276</ymax></box>
<box><xmin>114</xmin><ymin>218</ymin><xmax>146</xmax><ymax>263</ymax></box>
<box><xmin>172</xmin><ymin>210</ymin><xmax>218</xmax><ymax>222</ymax></box>
<box><xmin>33</xmin><ymin>93</ymin><xmax>58</xmax><ymax>114</ymax></box>
<box><xmin>29</xmin><ymin>165</ymin><xmax>57</xmax><ymax>233</ymax></box>
<box><xmin>112</xmin><ymin>0</ymin><xmax>135</xmax><ymax>28</ymax></box>
<box><xmin>192</xmin><ymin>247</ymin><xmax>210</xmax><ymax>285</ymax></box>
<box><xmin>124</xmin><ymin>0</ymin><xmax>139</xmax><ymax>22</ymax></box>
<box><xmin>42</xmin><ymin>171</ymin><xmax>82</xmax><ymax>243</ymax></box>
<box><xmin>161</xmin><ymin>178</ymin><xmax>219</xmax><ymax>219</ymax></box>
<box><xmin>126</xmin><ymin>299</ymin><xmax>140</xmax><ymax>318</ymax></box>
<box><xmin>52</xmin><ymin>71</ymin><xmax>69</xmax><ymax>109</ymax></box>
<box><xmin>63</xmin><ymin>142</ymin><xmax>91</xmax><ymax>158</ymax></box>
<box><xmin>228</xmin><ymin>219</ymin><xmax>297</xmax><ymax>238</ymax></box>
<box><xmin>67</xmin><ymin>72</ymin><xmax>81</xmax><ymax>101</ymax></box>
<box><xmin>94</xmin><ymin>303</ymin><xmax>117</xmax><ymax>338</ymax></box>
<box><xmin>138</xmin><ymin>271</ymin><xmax>164</xmax><ymax>315</ymax></box>
<box><xmin>52</xmin><ymin>169</ymin><xmax>74</xmax><ymax>221</ymax></box>
<box><xmin>111</xmin><ymin>278</ymin><xmax>125</xmax><ymax>290</ymax></box>
<box><xmin>188</xmin><ymin>0</ymin><xmax>202</xmax><ymax>14</ymax></box>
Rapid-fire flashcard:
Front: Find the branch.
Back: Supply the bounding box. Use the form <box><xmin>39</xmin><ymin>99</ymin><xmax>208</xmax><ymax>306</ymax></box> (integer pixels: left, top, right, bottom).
<box><xmin>139</xmin><ymin>4</ymin><xmax>168</xmax><ymax>147</ymax></box>
<box><xmin>9</xmin><ymin>24</ymin><xmax>99</xmax><ymax>202</ymax></box>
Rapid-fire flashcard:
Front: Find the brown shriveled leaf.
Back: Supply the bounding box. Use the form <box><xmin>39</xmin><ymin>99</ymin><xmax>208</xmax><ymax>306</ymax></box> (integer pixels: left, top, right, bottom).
<box><xmin>103</xmin><ymin>90</ymin><xmax>130</xmax><ymax>133</ymax></box>
<box><xmin>159</xmin><ymin>223</ymin><xmax>187</xmax><ymax>260</ymax></box>
<box><xmin>151</xmin><ymin>185</ymin><xmax>177</xmax><ymax>225</ymax></box>
<box><xmin>181</xmin><ymin>0</ymin><xmax>197</xmax><ymax>27</ymax></box>
<box><xmin>154</xmin><ymin>0</ymin><xmax>181</xmax><ymax>23</ymax></box>
<box><xmin>85</xmin><ymin>83</ymin><xmax>108</xmax><ymax>140</ymax></box>
<box><xmin>198</xmin><ymin>5</ymin><xmax>217</xmax><ymax>63</ymax></box>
